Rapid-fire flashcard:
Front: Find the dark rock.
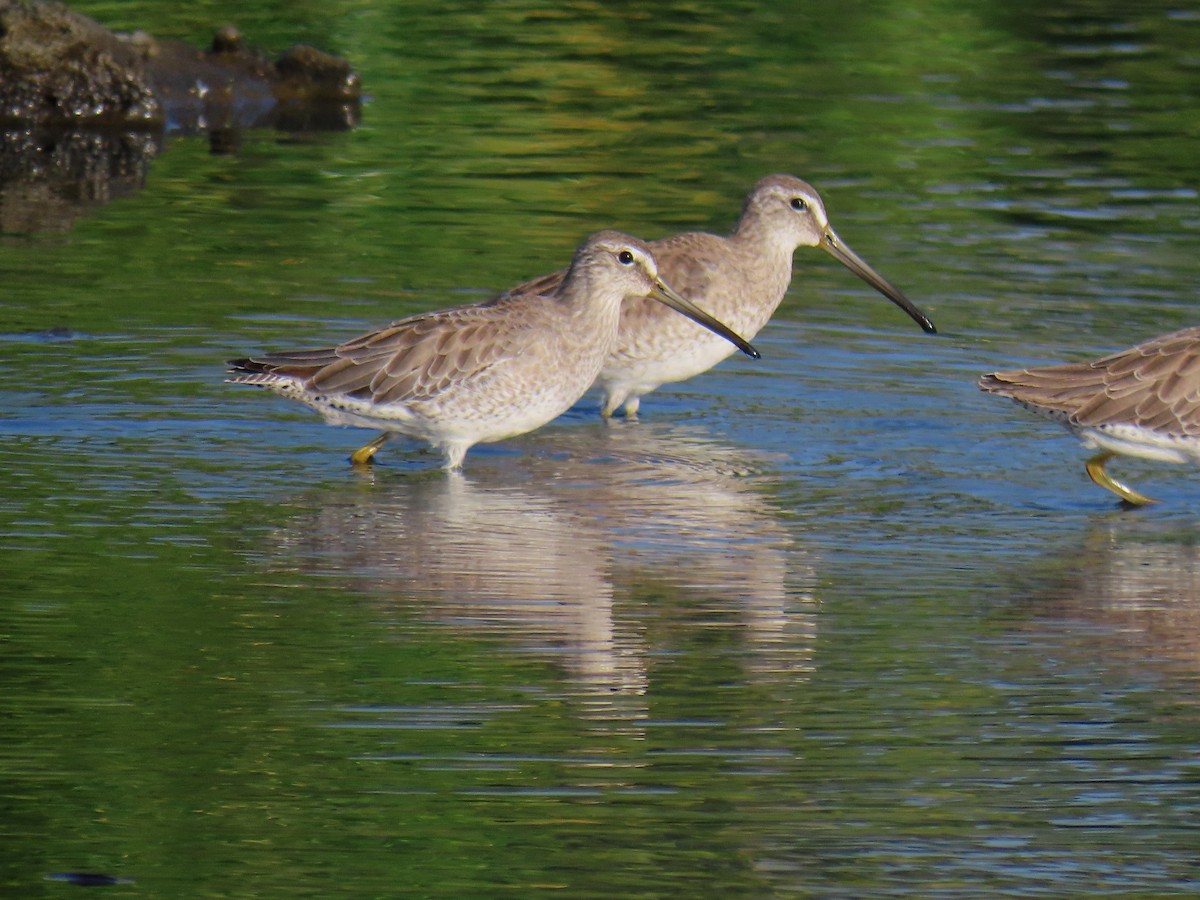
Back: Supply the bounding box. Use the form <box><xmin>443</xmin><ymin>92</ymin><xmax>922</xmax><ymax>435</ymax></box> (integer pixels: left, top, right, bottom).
<box><xmin>0</xmin><ymin>0</ymin><xmax>362</xmax><ymax>130</ymax></box>
<box><xmin>0</xmin><ymin>0</ymin><xmax>161</xmax><ymax>126</ymax></box>
<box><xmin>0</xmin><ymin>1</ymin><xmax>362</xmax><ymax>234</ymax></box>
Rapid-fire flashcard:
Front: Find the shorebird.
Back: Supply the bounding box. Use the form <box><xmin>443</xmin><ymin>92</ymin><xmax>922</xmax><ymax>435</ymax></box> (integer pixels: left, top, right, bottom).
<box><xmin>227</xmin><ymin>231</ymin><xmax>759</xmax><ymax>471</ymax></box>
<box><xmin>511</xmin><ymin>174</ymin><xmax>937</xmax><ymax>418</ymax></box>
<box><xmin>980</xmin><ymin>326</ymin><xmax>1200</xmax><ymax>505</ymax></box>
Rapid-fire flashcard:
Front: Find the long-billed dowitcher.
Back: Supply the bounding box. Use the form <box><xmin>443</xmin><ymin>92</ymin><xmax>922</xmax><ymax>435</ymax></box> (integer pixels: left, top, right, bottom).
<box><xmin>512</xmin><ymin>174</ymin><xmax>937</xmax><ymax>418</ymax></box>
<box><xmin>980</xmin><ymin>327</ymin><xmax>1200</xmax><ymax>505</ymax></box>
<box><xmin>227</xmin><ymin>231</ymin><xmax>759</xmax><ymax>470</ymax></box>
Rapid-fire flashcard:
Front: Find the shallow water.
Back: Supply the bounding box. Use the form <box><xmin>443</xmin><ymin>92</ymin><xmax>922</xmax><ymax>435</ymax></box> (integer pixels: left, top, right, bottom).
<box><xmin>4</xmin><ymin>0</ymin><xmax>1200</xmax><ymax>896</ymax></box>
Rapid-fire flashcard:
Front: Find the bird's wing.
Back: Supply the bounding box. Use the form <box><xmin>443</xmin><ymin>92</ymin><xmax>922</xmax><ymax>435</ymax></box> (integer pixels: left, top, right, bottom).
<box><xmin>980</xmin><ymin>326</ymin><xmax>1200</xmax><ymax>436</ymax></box>
<box><xmin>233</xmin><ymin>296</ymin><xmax>525</xmax><ymax>406</ymax></box>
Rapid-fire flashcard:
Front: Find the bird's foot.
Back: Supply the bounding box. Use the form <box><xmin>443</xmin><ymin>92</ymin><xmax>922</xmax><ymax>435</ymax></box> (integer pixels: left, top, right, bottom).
<box><xmin>350</xmin><ymin>433</ymin><xmax>390</xmax><ymax>466</ymax></box>
<box><xmin>1085</xmin><ymin>452</ymin><xmax>1157</xmax><ymax>507</ymax></box>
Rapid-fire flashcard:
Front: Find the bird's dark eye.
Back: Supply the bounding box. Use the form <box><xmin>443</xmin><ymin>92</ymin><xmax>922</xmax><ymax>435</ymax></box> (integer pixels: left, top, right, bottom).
<box><xmin>618</xmin><ymin>250</ymin><xmax>635</xmax><ymax>265</ymax></box>
<box><xmin>790</xmin><ymin>197</ymin><xmax>807</xmax><ymax>211</ymax></box>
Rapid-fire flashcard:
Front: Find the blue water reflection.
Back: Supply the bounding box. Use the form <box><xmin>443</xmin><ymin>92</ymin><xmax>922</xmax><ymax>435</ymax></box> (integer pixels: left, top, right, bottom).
<box><xmin>265</xmin><ymin>424</ymin><xmax>816</xmax><ymax>707</ymax></box>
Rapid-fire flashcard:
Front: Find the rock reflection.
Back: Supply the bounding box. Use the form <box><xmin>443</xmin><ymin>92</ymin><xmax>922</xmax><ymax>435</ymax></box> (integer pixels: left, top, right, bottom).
<box><xmin>269</xmin><ymin>423</ymin><xmax>817</xmax><ymax>710</ymax></box>
<box><xmin>0</xmin><ymin>130</ymin><xmax>160</xmax><ymax>235</ymax></box>
<box><xmin>1027</xmin><ymin>524</ymin><xmax>1200</xmax><ymax>677</ymax></box>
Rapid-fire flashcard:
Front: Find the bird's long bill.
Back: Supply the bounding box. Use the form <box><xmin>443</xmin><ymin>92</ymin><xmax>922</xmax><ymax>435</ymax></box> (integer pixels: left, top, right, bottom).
<box><xmin>648</xmin><ymin>280</ymin><xmax>761</xmax><ymax>359</ymax></box>
<box><xmin>822</xmin><ymin>229</ymin><xmax>937</xmax><ymax>334</ymax></box>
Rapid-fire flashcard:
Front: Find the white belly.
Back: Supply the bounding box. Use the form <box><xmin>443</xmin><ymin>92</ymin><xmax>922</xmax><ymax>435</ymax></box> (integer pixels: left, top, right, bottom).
<box><xmin>1077</xmin><ymin>424</ymin><xmax>1200</xmax><ymax>465</ymax></box>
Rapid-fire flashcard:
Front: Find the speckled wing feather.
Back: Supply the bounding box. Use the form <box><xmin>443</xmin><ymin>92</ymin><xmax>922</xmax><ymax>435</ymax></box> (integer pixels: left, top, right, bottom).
<box><xmin>231</xmin><ymin>294</ymin><xmax>524</xmax><ymax>406</ymax></box>
<box><xmin>504</xmin><ymin>270</ymin><xmax>564</xmax><ymax>299</ymax></box>
<box><xmin>641</xmin><ymin>233</ymin><xmax>728</xmax><ymax>298</ymax></box>
<box><xmin>980</xmin><ymin>326</ymin><xmax>1200</xmax><ymax>437</ymax></box>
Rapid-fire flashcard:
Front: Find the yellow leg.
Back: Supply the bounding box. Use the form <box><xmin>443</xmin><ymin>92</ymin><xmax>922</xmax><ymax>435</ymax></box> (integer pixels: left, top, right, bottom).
<box><xmin>1084</xmin><ymin>452</ymin><xmax>1157</xmax><ymax>506</ymax></box>
<box><xmin>350</xmin><ymin>433</ymin><xmax>390</xmax><ymax>466</ymax></box>
<box><xmin>600</xmin><ymin>390</ymin><xmax>639</xmax><ymax>420</ymax></box>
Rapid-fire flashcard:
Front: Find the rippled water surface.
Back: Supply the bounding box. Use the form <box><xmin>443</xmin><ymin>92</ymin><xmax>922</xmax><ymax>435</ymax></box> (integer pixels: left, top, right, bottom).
<box><xmin>4</xmin><ymin>1</ymin><xmax>1200</xmax><ymax>896</ymax></box>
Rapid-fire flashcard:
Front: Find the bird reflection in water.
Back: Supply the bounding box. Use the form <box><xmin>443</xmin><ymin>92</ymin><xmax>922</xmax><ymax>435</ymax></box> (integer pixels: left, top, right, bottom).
<box><xmin>1020</xmin><ymin>523</ymin><xmax>1200</xmax><ymax>679</ymax></box>
<box><xmin>267</xmin><ymin>423</ymin><xmax>817</xmax><ymax>715</ymax></box>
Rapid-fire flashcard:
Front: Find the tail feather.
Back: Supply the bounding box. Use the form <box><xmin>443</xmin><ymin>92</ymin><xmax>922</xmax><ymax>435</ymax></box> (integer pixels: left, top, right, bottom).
<box><xmin>226</xmin><ymin>354</ymin><xmax>327</xmax><ymax>386</ymax></box>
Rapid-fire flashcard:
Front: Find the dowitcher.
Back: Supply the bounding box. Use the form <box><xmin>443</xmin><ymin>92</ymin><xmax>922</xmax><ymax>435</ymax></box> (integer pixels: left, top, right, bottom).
<box><xmin>512</xmin><ymin>174</ymin><xmax>937</xmax><ymax>418</ymax></box>
<box><xmin>227</xmin><ymin>231</ymin><xmax>759</xmax><ymax>471</ymax></box>
<box><xmin>980</xmin><ymin>327</ymin><xmax>1200</xmax><ymax>505</ymax></box>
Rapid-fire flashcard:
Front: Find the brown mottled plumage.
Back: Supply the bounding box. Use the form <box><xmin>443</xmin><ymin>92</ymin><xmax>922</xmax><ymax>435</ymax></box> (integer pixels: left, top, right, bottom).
<box><xmin>512</xmin><ymin>175</ymin><xmax>937</xmax><ymax>417</ymax></box>
<box><xmin>980</xmin><ymin>326</ymin><xmax>1200</xmax><ymax>505</ymax></box>
<box><xmin>227</xmin><ymin>231</ymin><xmax>758</xmax><ymax>471</ymax></box>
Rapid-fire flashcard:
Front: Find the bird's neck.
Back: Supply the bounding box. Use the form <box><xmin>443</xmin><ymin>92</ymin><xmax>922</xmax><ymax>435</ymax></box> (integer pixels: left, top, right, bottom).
<box><xmin>557</xmin><ymin>269</ymin><xmax>625</xmax><ymax>329</ymax></box>
<box><xmin>731</xmin><ymin>212</ymin><xmax>782</xmax><ymax>249</ymax></box>
<box><xmin>728</xmin><ymin>216</ymin><xmax>797</xmax><ymax>277</ymax></box>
